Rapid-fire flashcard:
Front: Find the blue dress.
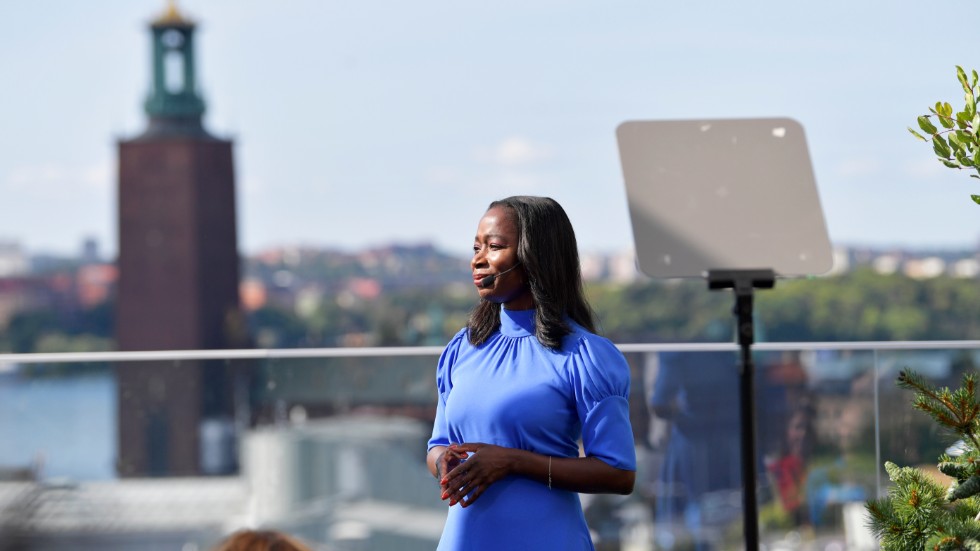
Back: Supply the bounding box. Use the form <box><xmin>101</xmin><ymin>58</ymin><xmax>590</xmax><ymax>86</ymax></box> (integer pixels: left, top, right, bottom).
<box><xmin>428</xmin><ymin>307</ymin><xmax>636</xmax><ymax>551</ymax></box>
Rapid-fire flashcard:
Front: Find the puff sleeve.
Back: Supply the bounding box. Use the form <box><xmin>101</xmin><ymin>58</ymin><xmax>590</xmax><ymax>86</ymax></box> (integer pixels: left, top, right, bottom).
<box><xmin>568</xmin><ymin>335</ymin><xmax>636</xmax><ymax>471</ymax></box>
<box><xmin>427</xmin><ymin>329</ymin><xmax>467</xmax><ymax>452</ymax></box>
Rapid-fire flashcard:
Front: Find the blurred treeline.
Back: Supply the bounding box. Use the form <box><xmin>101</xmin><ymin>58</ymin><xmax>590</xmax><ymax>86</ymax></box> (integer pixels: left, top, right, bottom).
<box><xmin>2</xmin><ymin>268</ymin><xmax>979</xmax><ymax>353</ymax></box>
<box><xmin>591</xmin><ymin>267</ymin><xmax>980</xmax><ymax>344</ymax></box>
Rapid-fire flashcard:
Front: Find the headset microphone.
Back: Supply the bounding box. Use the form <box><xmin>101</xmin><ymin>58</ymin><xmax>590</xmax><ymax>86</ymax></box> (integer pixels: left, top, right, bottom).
<box><xmin>480</xmin><ymin>263</ymin><xmax>520</xmax><ymax>288</ymax></box>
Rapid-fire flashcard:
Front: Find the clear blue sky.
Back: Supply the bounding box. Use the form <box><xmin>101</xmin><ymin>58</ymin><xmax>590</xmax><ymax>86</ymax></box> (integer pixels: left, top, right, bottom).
<box><xmin>2</xmin><ymin>0</ymin><xmax>978</xmax><ymax>258</ymax></box>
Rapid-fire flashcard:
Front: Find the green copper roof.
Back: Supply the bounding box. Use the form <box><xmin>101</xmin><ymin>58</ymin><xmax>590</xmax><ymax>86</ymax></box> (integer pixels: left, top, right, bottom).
<box><xmin>143</xmin><ymin>3</ymin><xmax>206</xmax><ymax>124</ymax></box>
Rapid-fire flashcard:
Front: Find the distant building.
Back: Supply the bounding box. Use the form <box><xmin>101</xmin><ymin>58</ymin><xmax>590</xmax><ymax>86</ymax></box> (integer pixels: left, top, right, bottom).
<box><xmin>0</xmin><ymin>278</ymin><xmax>54</xmax><ymax>330</ymax></box>
<box><xmin>609</xmin><ymin>249</ymin><xmax>645</xmax><ymax>283</ymax></box>
<box><xmin>239</xmin><ymin>277</ymin><xmax>268</xmax><ymax>312</ymax></box>
<box><xmin>871</xmin><ymin>253</ymin><xmax>900</xmax><ymax>275</ymax></box>
<box><xmin>569</xmin><ymin>249</ymin><xmax>648</xmax><ymax>283</ymax></box>
<box><xmin>0</xmin><ymin>241</ymin><xmax>28</xmax><ymax>277</ymax></box>
<box><xmin>824</xmin><ymin>246</ymin><xmax>850</xmax><ymax>277</ymax></box>
<box><xmin>951</xmin><ymin>257</ymin><xmax>980</xmax><ymax>278</ymax></box>
<box><xmin>115</xmin><ymin>2</ymin><xmax>247</xmax><ymax>477</ymax></box>
<box><xmin>579</xmin><ymin>251</ymin><xmax>606</xmax><ymax>282</ymax></box>
<box><xmin>80</xmin><ymin>236</ymin><xmax>102</xmax><ymax>265</ymax></box>
<box><xmin>76</xmin><ymin>264</ymin><xmax>118</xmax><ymax>308</ymax></box>
<box><xmin>904</xmin><ymin>256</ymin><xmax>946</xmax><ymax>279</ymax></box>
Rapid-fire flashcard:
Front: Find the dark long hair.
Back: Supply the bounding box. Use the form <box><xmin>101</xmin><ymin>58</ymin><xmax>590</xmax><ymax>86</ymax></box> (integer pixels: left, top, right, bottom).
<box><xmin>467</xmin><ymin>196</ymin><xmax>596</xmax><ymax>350</ymax></box>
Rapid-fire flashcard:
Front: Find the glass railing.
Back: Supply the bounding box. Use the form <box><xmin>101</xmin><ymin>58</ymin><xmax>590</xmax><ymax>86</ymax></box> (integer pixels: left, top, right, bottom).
<box><xmin>1</xmin><ymin>341</ymin><xmax>978</xmax><ymax>550</ymax></box>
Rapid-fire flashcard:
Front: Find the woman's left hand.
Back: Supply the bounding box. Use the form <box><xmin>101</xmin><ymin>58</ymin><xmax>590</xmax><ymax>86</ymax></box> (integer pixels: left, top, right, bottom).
<box><xmin>440</xmin><ymin>442</ymin><xmax>513</xmax><ymax>508</ymax></box>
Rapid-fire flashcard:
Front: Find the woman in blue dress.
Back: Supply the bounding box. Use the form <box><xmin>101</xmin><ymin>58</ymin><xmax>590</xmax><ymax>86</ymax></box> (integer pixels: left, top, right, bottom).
<box><xmin>426</xmin><ymin>196</ymin><xmax>636</xmax><ymax>550</ymax></box>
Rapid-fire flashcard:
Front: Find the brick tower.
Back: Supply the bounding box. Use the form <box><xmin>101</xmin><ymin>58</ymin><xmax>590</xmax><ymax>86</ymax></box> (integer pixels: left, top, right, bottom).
<box><xmin>116</xmin><ymin>1</ymin><xmax>246</xmax><ymax>477</ymax></box>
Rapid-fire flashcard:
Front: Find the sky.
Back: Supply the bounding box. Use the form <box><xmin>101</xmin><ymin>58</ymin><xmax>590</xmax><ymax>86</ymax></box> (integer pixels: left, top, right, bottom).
<box><xmin>2</xmin><ymin>0</ymin><xmax>979</xmax><ymax>260</ymax></box>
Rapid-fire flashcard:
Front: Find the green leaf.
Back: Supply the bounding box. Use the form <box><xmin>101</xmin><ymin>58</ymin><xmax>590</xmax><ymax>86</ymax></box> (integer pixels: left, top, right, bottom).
<box><xmin>958</xmin><ymin>65</ymin><xmax>971</xmax><ymax>94</ymax></box>
<box><xmin>908</xmin><ymin>127</ymin><xmax>928</xmax><ymax>141</ymax></box>
<box><xmin>952</xmin><ymin>144</ymin><xmax>969</xmax><ymax>163</ymax></box>
<box><xmin>919</xmin><ymin>115</ymin><xmax>939</xmax><ymax>134</ymax></box>
<box><xmin>949</xmin><ymin>131</ymin><xmax>963</xmax><ymax>148</ymax></box>
<box><xmin>943</xmin><ymin>160</ymin><xmax>960</xmax><ymax>168</ymax></box>
<box><xmin>934</xmin><ymin>134</ymin><xmax>952</xmax><ymax>158</ymax></box>
<box><xmin>957</xmin><ymin>112</ymin><xmax>971</xmax><ymax>130</ymax></box>
<box><xmin>973</xmin><ymin>113</ymin><xmax>980</xmax><ymax>134</ymax></box>
<box><xmin>972</xmin><ymin>194</ymin><xmax>980</xmax><ymax>205</ymax></box>
<box><xmin>973</xmin><ymin>69</ymin><xmax>978</xmax><ymax>89</ymax></box>
<box><xmin>939</xmin><ymin>113</ymin><xmax>956</xmax><ymax>130</ymax></box>
<box><xmin>945</xmin><ymin>102</ymin><xmax>955</xmax><ymax>117</ymax></box>
<box><xmin>956</xmin><ymin>130</ymin><xmax>972</xmax><ymax>145</ymax></box>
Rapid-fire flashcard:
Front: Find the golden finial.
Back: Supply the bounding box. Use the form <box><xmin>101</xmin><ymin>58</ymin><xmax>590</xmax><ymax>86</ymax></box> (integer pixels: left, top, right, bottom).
<box><xmin>153</xmin><ymin>0</ymin><xmax>193</xmax><ymax>26</ymax></box>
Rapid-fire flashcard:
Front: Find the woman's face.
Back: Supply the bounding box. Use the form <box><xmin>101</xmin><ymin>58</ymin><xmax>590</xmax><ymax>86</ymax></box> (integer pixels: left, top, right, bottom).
<box><xmin>472</xmin><ymin>206</ymin><xmax>533</xmax><ymax>309</ymax></box>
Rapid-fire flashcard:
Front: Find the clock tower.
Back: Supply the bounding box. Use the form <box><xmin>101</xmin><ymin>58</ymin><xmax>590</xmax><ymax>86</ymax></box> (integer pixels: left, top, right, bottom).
<box><xmin>116</xmin><ymin>1</ymin><xmax>247</xmax><ymax>477</ymax></box>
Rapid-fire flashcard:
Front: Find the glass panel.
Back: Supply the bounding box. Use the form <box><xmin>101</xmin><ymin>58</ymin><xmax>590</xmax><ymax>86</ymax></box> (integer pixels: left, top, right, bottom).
<box><xmin>637</xmin><ymin>348</ymin><xmax>881</xmax><ymax>550</ymax></box>
<box><xmin>1</xmin><ymin>344</ymin><xmax>973</xmax><ymax>549</ymax></box>
<box><xmin>243</xmin><ymin>354</ymin><xmax>443</xmax><ymax>550</ymax></box>
<box><xmin>876</xmin><ymin>346</ymin><xmax>980</xmax><ymax>458</ymax></box>
<box><xmin>642</xmin><ymin>350</ymin><xmax>745</xmax><ymax>550</ymax></box>
<box><xmin>757</xmin><ymin>348</ymin><xmax>878</xmax><ymax>550</ymax></box>
<box><xmin>874</xmin><ymin>347</ymin><xmax>980</xmax><ymax>502</ymax></box>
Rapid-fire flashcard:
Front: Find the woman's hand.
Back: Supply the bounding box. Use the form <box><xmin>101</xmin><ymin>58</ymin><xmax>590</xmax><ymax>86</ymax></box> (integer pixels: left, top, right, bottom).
<box><xmin>430</xmin><ymin>443</ymin><xmax>635</xmax><ymax>508</ymax></box>
<box><xmin>440</xmin><ymin>442</ymin><xmax>513</xmax><ymax>508</ymax></box>
<box><xmin>428</xmin><ymin>445</ymin><xmax>468</xmax><ymax>499</ymax></box>
<box><xmin>437</xmin><ymin>446</ymin><xmax>467</xmax><ymax>484</ymax></box>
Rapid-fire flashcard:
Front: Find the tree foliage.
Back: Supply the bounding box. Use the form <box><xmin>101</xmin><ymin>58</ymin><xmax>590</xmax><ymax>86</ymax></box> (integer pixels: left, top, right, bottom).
<box><xmin>867</xmin><ymin>371</ymin><xmax>980</xmax><ymax>550</ymax></box>
<box><xmin>0</xmin><ymin>302</ymin><xmax>113</xmax><ymax>353</ymax></box>
<box><xmin>908</xmin><ymin>65</ymin><xmax>980</xmax><ymax>205</ymax></box>
<box><xmin>754</xmin><ymin>269</ymin><xmax>980</xmax><ymax>342</ymax></box>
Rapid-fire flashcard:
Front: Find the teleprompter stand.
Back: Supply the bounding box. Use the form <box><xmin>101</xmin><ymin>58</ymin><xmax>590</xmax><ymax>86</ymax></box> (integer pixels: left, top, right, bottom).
<box><xmin>707</xmin><ymin>268</ymin><xmax>775</xmax><ymax>551</ymax></box>
<box><xmin>617</xmin><ymin>118</ymin><xmax>833</xmax><ymax>550</ymax></box>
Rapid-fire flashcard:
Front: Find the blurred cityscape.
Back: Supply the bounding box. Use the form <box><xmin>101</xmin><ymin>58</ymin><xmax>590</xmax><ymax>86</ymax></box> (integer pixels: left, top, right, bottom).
<box><xmin>1</xmin><ymin>237</ymin><xmax>979</xmax><ymax>353</ymax></box>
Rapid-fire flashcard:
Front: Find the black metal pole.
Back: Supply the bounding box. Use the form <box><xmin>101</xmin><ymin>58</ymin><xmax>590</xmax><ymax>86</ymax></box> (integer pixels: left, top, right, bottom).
<box><xmin>734</xmin><ymin>288</ymin><xmax>759</xmax><ymax>551</ymax></box>
<box><xmin>707</xmin><ymin>269</ymin><xmax>773</xmax><ymax>551</ymax></box>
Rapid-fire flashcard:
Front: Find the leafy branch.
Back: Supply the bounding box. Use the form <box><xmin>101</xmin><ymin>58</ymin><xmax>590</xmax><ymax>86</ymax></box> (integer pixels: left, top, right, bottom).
<box><xmin>907</xmin><ymin>65</ymin><xmax>980</xmax><ymax>206</ymax></box>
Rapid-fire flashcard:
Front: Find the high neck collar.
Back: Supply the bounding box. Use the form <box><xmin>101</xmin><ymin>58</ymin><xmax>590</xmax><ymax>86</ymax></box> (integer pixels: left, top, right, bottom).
<box><xmin>500</xmin><ymin>307</ymin><xmax>535</xmax><ymax>337</ymax></box>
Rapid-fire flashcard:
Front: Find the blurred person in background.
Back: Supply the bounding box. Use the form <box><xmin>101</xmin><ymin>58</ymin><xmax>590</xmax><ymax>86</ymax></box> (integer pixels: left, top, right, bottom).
<box><xmin>650</xmin><ymin>351</ymin><xmax>742</xmax><ymax>550</ymax></box>
<box><xmin>766</xmin><ymin>399</ymin><xmax>816</xmax><ymax>527</ymax></box>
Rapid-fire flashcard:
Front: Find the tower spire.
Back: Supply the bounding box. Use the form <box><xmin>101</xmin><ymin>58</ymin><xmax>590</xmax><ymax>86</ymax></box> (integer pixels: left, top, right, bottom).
<box><xmin>117</xmin><ymin>2</ymin><xmax>244</xmax><ymax>476</ymax></box>
<box><xmin>154</xmin><ymin>0</ymin><xmax>192</xmax><ymax>26</ymax></box>
<box><xmin>142</xmin><ymin>0</ymin><xmax>208</xmax><ymax>137</ymax></box>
